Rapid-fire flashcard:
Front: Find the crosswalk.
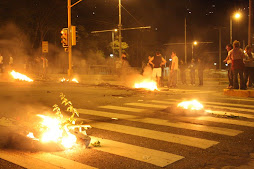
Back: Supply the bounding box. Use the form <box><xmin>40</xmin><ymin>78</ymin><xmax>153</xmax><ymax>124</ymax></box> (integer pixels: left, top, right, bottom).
<box><xmin>1</xmin><ymin>97</ymin><xmax>254</xmax><ymax>168</ymax></box>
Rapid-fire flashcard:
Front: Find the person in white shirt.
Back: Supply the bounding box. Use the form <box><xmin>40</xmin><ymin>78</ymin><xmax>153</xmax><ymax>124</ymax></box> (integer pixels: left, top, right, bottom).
<box><xmin>9</xmin><ymin>56</ymin><xmax>13</xmax><ymax>68</ymax></box>
<box><xmin>168</xmin><ymin>51</ymin><xmax>178</xmax><ymax>87</ymax></box>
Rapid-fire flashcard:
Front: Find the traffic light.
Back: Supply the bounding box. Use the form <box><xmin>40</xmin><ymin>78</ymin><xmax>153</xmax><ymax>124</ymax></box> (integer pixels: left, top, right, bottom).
<box><xmin>71</xmin><ymin>26</ymin><xmax>76</xmax><ymax>46</ymax></box>
<box><xmin>61</xmin><ymin>28</ymin><xmax>68</xmax><ymax>47</ymax></box>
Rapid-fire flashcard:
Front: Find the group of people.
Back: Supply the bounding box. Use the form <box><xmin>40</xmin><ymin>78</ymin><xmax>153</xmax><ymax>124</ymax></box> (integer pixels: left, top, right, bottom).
<box><xmin>147</xmin><ymin>51</ymin><xmax>204</xmax><ymax>88</ymax></box>
<box><xmin>0</xmin><ymin>54</ymin><xmax>14</xmax><ymax>73</ymax></box>
<box><xmin>224</xmin><ymin>40</ymin><xmax>254</xmax><ymax>90</ymax></box>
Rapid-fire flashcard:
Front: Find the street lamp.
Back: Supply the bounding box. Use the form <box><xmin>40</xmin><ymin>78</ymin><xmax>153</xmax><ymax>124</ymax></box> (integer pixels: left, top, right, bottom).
<box><xmin>230</xmin><ymin>12</ymin><xmax>241</xmax><ymax>44</ymax></box>
<box><xmin>192</xmin><ymin>41</ymin><xmax>198</xmax><ymax>59</ymax></box>
<box><xmin>112</xmin><ymin>29</ymin><xmax>118</xmax><ymax>57</ymax></box>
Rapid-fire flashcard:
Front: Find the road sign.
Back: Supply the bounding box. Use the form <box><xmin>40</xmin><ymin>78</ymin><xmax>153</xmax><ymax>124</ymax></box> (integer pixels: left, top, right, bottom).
<box><xmin>42</xmin><ymin>41</ymin><xmax>48</xmax><ymax>53</ymax></box>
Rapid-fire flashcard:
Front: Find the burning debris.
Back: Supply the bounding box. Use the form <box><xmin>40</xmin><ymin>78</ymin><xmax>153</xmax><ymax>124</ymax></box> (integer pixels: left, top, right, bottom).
<box><xmin>134</xmin><ymin>79</ymin><xmax>159</xmax><ymax>91</ymax></box>
<box><xmin>25</xmin><ymin>93</ymin><xmax>91</xmax><ymax>150</ymax></box>
<box><xmin>60</xmin><ymin>78</ymin><xmax>79</xmax><ymax>83</ymax></box>
<box><xmin>10</xmin><ymin>70</ymin><xmax>33</xmax><ymax>82</ymax></box>
<box><xmin>177</xmin><ymin>100</ymin><xmax>204</xmax><ymax>111</ymax></box>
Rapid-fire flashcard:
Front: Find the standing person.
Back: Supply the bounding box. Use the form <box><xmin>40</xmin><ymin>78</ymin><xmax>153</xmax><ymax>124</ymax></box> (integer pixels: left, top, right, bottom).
<box><xmin>223</xmin><ymin>44</ymin><xmax>233</xmax><ymax>89</ymax></box>
<box><xmin>244</xmin><ymin>45</ymin><xmax>254</xmax><ymax>87</ymax></box>
<box><xmin>149</xmin><ymin>51</ymin><xmax>166</xmax><ymax>87</ymax></box>
<box><xmin>121</xmin><ymin>52</ymin><xmax>128</xmax><ymax>67</ymax></box>
<box><xmin>197</xmin><ymin>58</ymin><xmax>204</xmax><ymax>86</ymax></box>
<box><xmin>179</xmin><ymin>60</ymin><xmax>187</xmax><ymax>84</ymax></box>
<box><xmin>9</xmin><ymin>55</ymin><xmax>13</xmax><ymax>69</ymax></box>
<box><xmin>228</xmin><ymin>40</ymin><xmax>246</xmax><ymax>90</ymax></box>
<box><xmin>0</xmin><ymin>54</ymin><xmax>3</xmax><ymax>73</ymax></box>
<box><xmin>189</xmin><ymin>59</ymin><xmax>196</xmax><ymax>85</ymax></box>
<box><xmin>168</xmin><ymin>51</ymin><xmax>178</xmax><ymax>88</ymax></box>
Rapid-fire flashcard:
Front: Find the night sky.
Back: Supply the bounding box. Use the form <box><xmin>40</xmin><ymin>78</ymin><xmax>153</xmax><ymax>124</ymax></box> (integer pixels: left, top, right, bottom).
<box><xmin>0</xmin><ymin>0</ymin><xmax>251</xmax><ymax>66</ymax></box>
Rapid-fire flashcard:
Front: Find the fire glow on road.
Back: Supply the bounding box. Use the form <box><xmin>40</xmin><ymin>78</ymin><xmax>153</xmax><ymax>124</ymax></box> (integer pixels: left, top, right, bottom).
<box><xmin>10</xmin><ymin>70</ymin><xmax>33</xmax><ymax>82</ymax></box>
<box><xmin>60</xmin><ymin>78</ymin><xmax>79</xmax><ymax>83</ymax></box>
<box><xmin>177</xmin><ymin>100</ymin><xmax>204</xmax><ymax>111</ymax></box>
<box><xmin>134</xmin><ymin>80</ymin><xmax>159</xmax><ymax>91</ymax></box>
<box><xmin>27</xmin><ymin>115</ymin><xmax>77</xmax><ymax>149</ymax></box>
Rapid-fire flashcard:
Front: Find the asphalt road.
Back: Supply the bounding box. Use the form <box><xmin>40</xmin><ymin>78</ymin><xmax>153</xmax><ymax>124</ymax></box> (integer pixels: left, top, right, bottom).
<box><xmin>0</xmin><ymin>80</ymin><xmax>254</xmax><ymax>169</ymax></box>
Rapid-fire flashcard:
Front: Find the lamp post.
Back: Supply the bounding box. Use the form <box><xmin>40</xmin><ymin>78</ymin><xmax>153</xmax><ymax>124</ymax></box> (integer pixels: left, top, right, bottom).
<box><xmin>118</xmin><ymin>0</ymin><xmax>122</xmax><ymax>58</ymax></box>
<box><xmin>192</xmin><ymin>41</ymin><xmax>197</xmax><ymax>59</ymax></box>
<box><xmin>230</xmin><ymin>12</ymin><xmax>241</xmax><ymax>44</ymax></box>
<box><xmin>112</xmin><ymin>29</ymin><xmax>117</xmax><ymax>57</ymax></box>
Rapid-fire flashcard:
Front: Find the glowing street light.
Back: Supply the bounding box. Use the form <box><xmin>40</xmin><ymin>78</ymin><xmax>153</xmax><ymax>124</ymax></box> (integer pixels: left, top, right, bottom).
<box><xmin>192</xmin><ymin>41</ymin><xmax>198</xmax><ymax>59</ymax></box>
<box><xmin>230</xmin><ymin>12</ymin><xmax>242</xmax><ymax>44</ymax></box>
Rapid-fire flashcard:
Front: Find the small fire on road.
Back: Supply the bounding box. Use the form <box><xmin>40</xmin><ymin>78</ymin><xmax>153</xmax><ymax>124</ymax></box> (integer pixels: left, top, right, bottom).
<box><xmin>177</xmin><ymin>100</ymin><xmax>204</xmax><ymax>111</ymax></box>
<box><xmin>134</xmin><ymin>80</ymin><xmax>159</xmax><ymax>91</ymax></box>
<box><xmin>10</xmin><ymin>70</ymin><xmax>33</xmax><ymax>82</ymax></box>
<box><xmin>61</xmin><ymin>78</ymin><xmax>79</xmax><ymax>83</ymax></box>
<box><xmin>26</xmin><ymin>114</ymin><xmax>91</xmax><ymax>149</ymax></box>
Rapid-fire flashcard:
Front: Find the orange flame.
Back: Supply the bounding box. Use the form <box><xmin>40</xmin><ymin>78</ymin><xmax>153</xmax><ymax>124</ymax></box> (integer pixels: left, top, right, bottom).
<box><xmin>10</xmin><ymin>70</ymin><xmax>33</xmax><ymax>82</ymax></box>
<box><xmin>27</xmin><ymin>115</ymin><xmax>77</xmax><ymax>149</ymax></box>
<box><xmin>61</xmin><ymin>78</ymin><xmax>79</xmax><ymax>83</ymax></box>
<box><xmin>177</xmin><ymin>100</ymin><xmax>204</xmax><ymax>110</ymax></box>
<box><xmin>134</xmin><ymin>80</ymin><xmax>159</xmax><ymax>91</ymax></box>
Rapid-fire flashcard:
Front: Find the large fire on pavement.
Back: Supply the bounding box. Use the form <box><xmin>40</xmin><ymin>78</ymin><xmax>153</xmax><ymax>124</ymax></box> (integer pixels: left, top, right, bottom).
<box><xmin>134</xmin><ymin>79</ymin><xmax>159</xmax><ymax>91</ymax></box>
<box><xmin>10</xmin><ymin>70</ymin><xmax>33</xmax><ymax>82</ymax></box>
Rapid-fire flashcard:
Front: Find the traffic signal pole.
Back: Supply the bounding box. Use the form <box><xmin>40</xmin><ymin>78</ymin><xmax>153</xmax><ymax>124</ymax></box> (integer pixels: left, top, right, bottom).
<box><xmin>68</xmin><ymin>0</ymin><xmax>72</xmax><ymax>77</ymax></box>
<box><xmin>67</xmin><ymin>0</ymin><xmax>82</xmax><ymax>77</ymax></box>
<box><xmin>118</xmin><ymin>0</ymin><xmax>122</xmax><ymax>58</ymax></box>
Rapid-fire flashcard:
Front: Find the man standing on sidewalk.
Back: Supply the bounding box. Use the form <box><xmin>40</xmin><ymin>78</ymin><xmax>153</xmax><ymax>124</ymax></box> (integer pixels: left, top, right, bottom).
<box><xmin>149</xmin><ymin>51</ymin><xmax>166</xmax><ymax>87</ymax></box>
<box><xmin>228</xmin><ymin>40</ymin><xmax>246</xmax><ymax>90</ymax></box>
<box><xmin>244</xmin><ymin>45</ymin><xmax>254</xmax><ymax>87</ymax></box>
<box><xmin>168</xmin><ymin>51</ymin><xmax>178</xmax><ymax>88</ymax></box>
<box><xmin>223</xmin><ymin>44</ymin><xmax>233</xmax><ymax>89</ymax></box>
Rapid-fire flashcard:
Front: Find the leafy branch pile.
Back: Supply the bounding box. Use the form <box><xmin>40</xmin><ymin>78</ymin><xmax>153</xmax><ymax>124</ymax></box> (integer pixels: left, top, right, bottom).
<box><xmin>53</xmin><ymin>93</ymin><xmax>80</xmax><ymax>124</ymax></box>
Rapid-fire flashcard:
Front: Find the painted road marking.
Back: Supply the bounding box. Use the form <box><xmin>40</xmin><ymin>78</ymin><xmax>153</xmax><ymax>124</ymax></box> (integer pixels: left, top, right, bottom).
<box><xmin>124</xmin><ymin>102</ymin><xmax>168</xmax><ymax>109</ymax></box>
<box><xmin>84</xmin><ymin>119</ymin><xmax>219</xmax><ymax>149</ymax></box>
<box><xmin>166</xmin><ymin>98</ymin><xmax>254</xmax><ymax>109</ymax></box>
<box><xmin>90</xmin><ymin>136</ymin><xmax>184</xmax><ymax>167</ymax></box>
<box><xmin>150</xmin><ymin>100</ymin><xmax>254</xmax><ymax>119</ymax></box>
<box><xmin>194</xmin><ymin>116</ymin><xmax>254</xmax><ymax>128</ymax></box>
<box><xmin>151</xmin><ymin>100</ymin><xmax>254</xmax><ymax>114</ymax></box>
<box><xmin>0</xmin><ymin>150</ymin><xmax>97</xmax><ymax>169</ymax></box>
<box><xmin>78</xmin><ymin>109</ymin><xmax>242</xmax><ymax>136</ymax></box>
<box><xmin>99</xmin><ymin>105</ymin><xmax>145</xmax><ymax>112</ymax></box>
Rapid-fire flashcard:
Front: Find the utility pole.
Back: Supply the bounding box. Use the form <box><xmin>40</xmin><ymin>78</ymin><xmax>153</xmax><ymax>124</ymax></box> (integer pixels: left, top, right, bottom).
<box><xmin>219</xmin><ymin>28</ymin><xmax>222</xmax><ymax>69</ymax></box>
<box><xmin>68</xmin><ymin>0</ymin><xmax>72</xmax><ymax>77</ymax></box>
<box><xmin>214</xmin><ymin>27</ymin><xmax>226</xmax><ymax>69</ymax></box>
<box><xmin>67</xmin><ymin>0</ymin><xmax>82</xmax><ymax>78</ymax></box>
<box><xmin>249</xmin><ymin>0</ymin><xmax>252</xmax><ymax>46</ymax></box>
<box><xmin>185</xmin><ymin>18</ymin><xmax>187</xmax><ymax>64</ymax></box>
<box><xmin>118</xmin><ymin>0</ymin><xmax>122</xmax><ymax>58</ymax></box>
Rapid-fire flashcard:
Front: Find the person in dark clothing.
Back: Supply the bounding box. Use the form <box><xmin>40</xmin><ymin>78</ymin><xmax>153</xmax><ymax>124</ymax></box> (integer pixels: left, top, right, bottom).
<box><xmin>244</xmin><ymin>45</ymin><xmax>254</xmax><ymax>87</ymax></box>
<box><xmin>179</xmin><ymin>60</ymin><xmax>187</xmax><ymax>84</ymax></box>
<box><xmin>189</xmin><ymin>59</ymin><xmax>195</xmax><ymax>85</ymax></box>
<box><xmin>223</xmin><ymin>44</ymin><xmax>233</xmax><ymax>89</ymax></box>
<box><xmin>197</xmin><ymin>58</ymin><xmax>204</xmax><ymax>86</ymax></box>
<box><xmin>149</xmin><ymin>52</ymin><xmax>166</xmax><ymax>86</ymax></box>
<box><xmin>227</xmin><ymin>40</ymin><xmax>246</xmax><ymax>90</ymax></box>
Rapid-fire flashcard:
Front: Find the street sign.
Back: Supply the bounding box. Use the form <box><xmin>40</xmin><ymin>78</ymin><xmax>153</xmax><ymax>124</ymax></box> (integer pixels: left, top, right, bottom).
<box><xmin>42</xmin><ymin>41</ymin><xmax>48</xmax><ymax>53</ymax></box>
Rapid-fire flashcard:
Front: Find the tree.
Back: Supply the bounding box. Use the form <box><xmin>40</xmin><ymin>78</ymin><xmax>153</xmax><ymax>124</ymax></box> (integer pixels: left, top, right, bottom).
<box><xmin>109</xmin><ymin>36</ymin><xmax>129</xmax><ymax>56</ymax></box>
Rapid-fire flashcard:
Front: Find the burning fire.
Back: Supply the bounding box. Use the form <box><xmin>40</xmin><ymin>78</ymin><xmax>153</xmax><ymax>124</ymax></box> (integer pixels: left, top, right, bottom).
<box><xmin>10</xmin><ymin>70</ymin><xmax>33</xmax><ymax>82</ymax></box>
<box><xmin>134</xmin><ymin>80</ymin><xmax>159</xmax><ymax>91</ymax></box>
<box><xmin>177</xmin><ymin>100</ymin><xmax>204</xmax><ymax>110</ymax></box>
<box><xmin>61</xmin><ymin>78</ymin><xmax>79</xmax><ymax>83</ymax></box>
<box><xmin>27</xmin><ymin>115</ymin><xmax>78</xmax><ymax>149</ymax></box>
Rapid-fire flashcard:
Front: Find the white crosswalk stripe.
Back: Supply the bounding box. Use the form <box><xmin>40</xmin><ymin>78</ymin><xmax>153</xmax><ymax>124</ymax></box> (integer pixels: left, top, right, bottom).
<box><xmin>0</xmin><ymin>150</ymin><xmax>97</xmax><ymax>169</ymax></box>
<box><xmin>84</xmin><ymin>119</ymin><xmax>219</xmax><ymax>149</ymax></box>
<box><xmin>78</xmin><ymin>108</ymin><xmax>242</xmax><ymax>136</ymax></box>
<box><xmin>90</xmin><ymin>136</ymin><xmax>184</xmax><ymax>167</ymax></box>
